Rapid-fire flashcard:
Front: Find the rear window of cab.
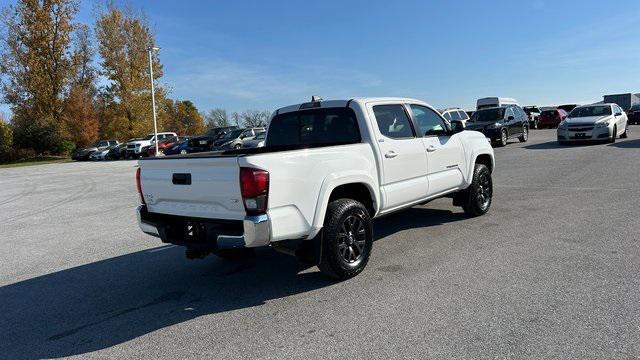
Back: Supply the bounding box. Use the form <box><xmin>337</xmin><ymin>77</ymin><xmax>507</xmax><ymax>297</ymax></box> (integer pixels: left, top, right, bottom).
<box><xmin>266</xmin><ymin>107</ymin><xmax>361</xmax><ymax>147</ymax></box>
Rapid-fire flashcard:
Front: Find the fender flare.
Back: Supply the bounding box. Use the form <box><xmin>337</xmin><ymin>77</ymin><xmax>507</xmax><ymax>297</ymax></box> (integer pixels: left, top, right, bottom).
<box><xmin>309</xmin><ymin>172</ymin><xmax>379</xmax><ymax>236</ymax></box>
<box><xmin>466</xmin><ymin>150</ymin><xmax>495</xmax><ymax>184</ymax></box>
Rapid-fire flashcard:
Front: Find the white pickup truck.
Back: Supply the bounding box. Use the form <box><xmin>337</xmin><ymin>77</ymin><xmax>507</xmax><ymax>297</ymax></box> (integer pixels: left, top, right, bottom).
<box><xmin>136</xmin><ymin>97</ymin><xmax>495</xmax><ymax>279</ymax></box>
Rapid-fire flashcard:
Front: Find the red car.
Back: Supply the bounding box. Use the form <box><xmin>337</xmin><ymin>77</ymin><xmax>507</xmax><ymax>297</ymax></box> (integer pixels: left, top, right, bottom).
<box><xmin>145</xmin><ymin>136</ymin><xmax>180</xmax><ymax>157</ymax></box>
<box><xmin>538</xmin><ymin>109</ymin><xmax>568</xmax><ymax>128</ymax></box>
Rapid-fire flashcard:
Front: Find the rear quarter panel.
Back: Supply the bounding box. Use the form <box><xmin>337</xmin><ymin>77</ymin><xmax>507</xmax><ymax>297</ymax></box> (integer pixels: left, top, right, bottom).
<box><xmin>240</xmin><ymin>143</ymin><xmax>378</xmax><ymax>241</ymax></box>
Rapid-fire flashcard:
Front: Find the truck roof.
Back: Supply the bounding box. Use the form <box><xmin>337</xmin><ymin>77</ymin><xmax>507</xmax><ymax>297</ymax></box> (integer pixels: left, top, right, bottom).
<box><xmin>275</xmin><ymin>97</ymin><xmax>429</xmax><ymax>115</ymax></box>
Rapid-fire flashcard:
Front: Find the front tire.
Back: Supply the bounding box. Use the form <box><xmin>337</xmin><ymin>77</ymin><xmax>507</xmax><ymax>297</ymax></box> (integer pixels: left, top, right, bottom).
<box><xmin>610</xmin><ymin>126</ymin><xmax>617</xmax><ymax>143</ymax></box>
<box><xmin>519</xmin><ymin>126</ymin><xmax>528</xmax><ymax>142</ymax></box>
<box><xmin>621</xmin><ymin>125</ymin><xmax>628</xmax><ymax>139</ymax></box>
<box><xmin>318</xmin><ymin>199</ymin><xmax>373</xmax><ymax>280</ymax></box>
<box><xmin>496</xmin><ymin>129</ymin><xmax>508</xmax><ymax>147</ymax></box>
<box><xmin>461</xmin><ymin>163</ymin><xmax>493</xmax><ymax>217</ymax></box>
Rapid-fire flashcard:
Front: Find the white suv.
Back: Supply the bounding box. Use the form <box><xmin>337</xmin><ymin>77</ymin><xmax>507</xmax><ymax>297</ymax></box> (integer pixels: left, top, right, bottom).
<box><xmin>126</xmin><ymin>132</ymin><xmax>177</xmax><ymax>158</ymax></box>
<box><xmin>440</xmin><ymin>108</ymin><xmax>470</xmax><ymax>126</ymax></box>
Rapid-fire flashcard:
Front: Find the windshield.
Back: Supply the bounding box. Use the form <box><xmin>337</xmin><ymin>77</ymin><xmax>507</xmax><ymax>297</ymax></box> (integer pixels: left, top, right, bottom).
<box><xmin>219</xmin><ymin>129</ymin><xmax>244</xmax><ymax>140</ymax></box>
<box><xmin>523</xmin><ymin>107</ymin><xmax>540</xmax><ymax>114</ymax></box>
<box><xmin>142</xmin><ymin>134</ymin><xmax>154</xmax><ymax>140</ymax></box>
<box><xmin>470</xmin><ymin>108</ymin><xmax>505</xmax><ymax>122</ymax></box>
<box><xmin>569</xmin><ymin>106</ymin><xmax>612</xmax><ymax>118</ymax></box>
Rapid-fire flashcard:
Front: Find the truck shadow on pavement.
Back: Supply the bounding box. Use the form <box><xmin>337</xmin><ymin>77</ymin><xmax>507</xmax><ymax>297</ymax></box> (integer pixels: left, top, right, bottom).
<box><xmin>608</xmin><ymin>139</ymin><xmax>640</xmax><ymax>148</ymax></box>
<box><xmin>0</xmin><ymin>207</ymin><xmax>463</xmax><ymax>359</ymax></box>
<box><xmin>524</xmin><ymin>141</ymin><xmax>602</xmax><ymax>150</ymax></box>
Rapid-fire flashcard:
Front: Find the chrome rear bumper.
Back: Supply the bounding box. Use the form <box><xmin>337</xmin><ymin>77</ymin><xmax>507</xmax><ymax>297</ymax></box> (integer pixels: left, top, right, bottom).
<box><xmin>136</xmin><ymin>205</ymin><xmax>271</xmax><ymax>249</ymax></box>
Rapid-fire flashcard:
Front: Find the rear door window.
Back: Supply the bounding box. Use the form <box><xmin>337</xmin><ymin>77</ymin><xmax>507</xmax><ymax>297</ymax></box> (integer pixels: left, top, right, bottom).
<box><xmin>372</xmin><ymin>105</ymin><xmax>415</xmax><ymax>139</ymax></box>
<box><xmin>505</xmin><ymin>107</ymin><xmax>513</xmax><ymax>119</ymax></box>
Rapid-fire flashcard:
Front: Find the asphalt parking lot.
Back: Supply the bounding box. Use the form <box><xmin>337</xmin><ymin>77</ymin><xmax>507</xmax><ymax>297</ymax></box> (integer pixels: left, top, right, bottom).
<box><xmin>1</xmin><ymin>129</ymin><xmax>639</xmax><ymax>359</ymax></box>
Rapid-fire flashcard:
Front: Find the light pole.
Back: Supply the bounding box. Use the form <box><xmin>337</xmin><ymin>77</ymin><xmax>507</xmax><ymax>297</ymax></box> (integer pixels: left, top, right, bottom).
<box><xmin>147</xmin><ymin>46</ymin><xmax>160</xmax><ymax>156</ymax></box>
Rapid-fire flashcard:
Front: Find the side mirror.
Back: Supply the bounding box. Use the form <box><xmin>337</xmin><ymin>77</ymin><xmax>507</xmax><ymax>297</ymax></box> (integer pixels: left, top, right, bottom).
<box><xmin>507</xmin><ymin>116</ymin><xmax>515</xmax><ymax>121</ymax></box>
<box><xmin>450</xmin><ymin>120</ymin><xmax>464</xmax><ymax>134</ymax></box>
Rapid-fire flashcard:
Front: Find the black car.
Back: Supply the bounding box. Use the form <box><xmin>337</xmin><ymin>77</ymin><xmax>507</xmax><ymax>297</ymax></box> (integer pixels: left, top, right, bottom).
<box><xmin>464</xmin><ymin>105</ymin><xmax>529</xmax><ymax>147</ymax></box>
<box><xmin>187</xmin><ymin>135</ymin><xmax>216</xmax><ymax>153</ymax></box>
<box><xmin>208</xmin><ymin>126</ymin><xmax>238</xmax><ymax>139</ymax></box>
<box><xmin>627</xmin><ymin>104</ymin><xmax>640</xmax><ymax>125</ymax></box>
<box><xmin>105</xmin><ymin>143</ymin><xmax>128</xmax><ymax>160</ymax></box>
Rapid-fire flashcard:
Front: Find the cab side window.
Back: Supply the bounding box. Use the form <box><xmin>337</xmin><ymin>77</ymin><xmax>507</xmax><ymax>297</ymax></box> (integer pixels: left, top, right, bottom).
<box><xmin>372</xmin><ymin>105</ymin><xmax>415</xmax><ymax>139</ymax></box>
<box><xmin>410</xmin><ymin>105</ymin><xmax>448</xmax><ymax>137</ymax></box>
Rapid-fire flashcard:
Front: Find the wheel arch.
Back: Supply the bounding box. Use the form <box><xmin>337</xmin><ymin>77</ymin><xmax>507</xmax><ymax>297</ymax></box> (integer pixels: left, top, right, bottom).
<box><xmin>309</xmin><ymin>174</ymin><xmax>379</xmax><ymax>238</ymax></box>
<box><xmin>465</xmin><ymin>151</ymin><xmax>494</xmax><ymax>185</ymax></box>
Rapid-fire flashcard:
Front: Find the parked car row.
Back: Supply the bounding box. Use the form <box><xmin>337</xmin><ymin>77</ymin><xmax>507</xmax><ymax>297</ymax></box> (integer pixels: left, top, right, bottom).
<box><xmin>438</xmin><ymin>95</ymin><xmax>633</xmax><ymax>148</ymax></box>
<box><xmin>72</xmin><ymin>126</ymin><xmax>267</xmax><ymax>161</ymax></box>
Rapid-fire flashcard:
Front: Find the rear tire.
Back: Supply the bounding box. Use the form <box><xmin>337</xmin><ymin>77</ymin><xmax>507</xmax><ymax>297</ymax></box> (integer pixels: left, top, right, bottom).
<box><xmin>461</xmin><ymin>163</ymin><xmax>493</xmax><ymax>217</ymax></box>
<box><xmin>318</xmin><ymin>199</ymin><xmax>373</xmax><ymax>280</ymax></box>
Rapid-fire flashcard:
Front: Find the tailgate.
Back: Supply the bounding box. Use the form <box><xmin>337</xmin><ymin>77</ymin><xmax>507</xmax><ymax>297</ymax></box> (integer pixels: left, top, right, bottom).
<box><xmin>139</xmin><ymin>157</ymin><xmax>246</xmax><ymax>220</ymax></box>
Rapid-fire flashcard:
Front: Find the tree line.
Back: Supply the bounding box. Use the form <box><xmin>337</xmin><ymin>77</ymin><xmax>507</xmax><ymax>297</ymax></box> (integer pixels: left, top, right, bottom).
<box><xmin>0</xmin><ymin>0</ymin><xmax>269</xmax><ymax>161</ymax></box>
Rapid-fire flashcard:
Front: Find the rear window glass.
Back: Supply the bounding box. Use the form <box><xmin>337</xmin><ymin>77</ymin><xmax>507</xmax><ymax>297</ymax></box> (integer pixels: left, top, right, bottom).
<box><xmin>541</xmin><ymin>110</ymin><xmax>556</xmax><ymax>116</ymax></box>
<box><xmin>266</xmin><ymin>107</ymin><xmax>361</xmax><ymax>147</ymax></box>
<box><xmin>470</xmin><ymin>108</ymin><xmax>505</xmax><ymax>122</ymax></box>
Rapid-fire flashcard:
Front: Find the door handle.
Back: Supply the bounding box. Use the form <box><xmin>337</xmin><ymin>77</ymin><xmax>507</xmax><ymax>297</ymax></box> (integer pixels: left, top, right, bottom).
<box><xmin>426</xmin><ymin>145</ymin><xmax>437</xmax><ymax>152</ymax></box>
<box><xmin>384</xmin><ymin>151</ymin><xmax>398</xmax><ymax>158</ymax></box>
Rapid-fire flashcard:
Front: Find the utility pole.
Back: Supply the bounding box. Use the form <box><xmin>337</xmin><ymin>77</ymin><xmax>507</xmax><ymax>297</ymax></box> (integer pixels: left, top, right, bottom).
<box><xmin>147</xmin><ymin>46</ymin><xmax>160</xmax><ymax>156</ymax></box>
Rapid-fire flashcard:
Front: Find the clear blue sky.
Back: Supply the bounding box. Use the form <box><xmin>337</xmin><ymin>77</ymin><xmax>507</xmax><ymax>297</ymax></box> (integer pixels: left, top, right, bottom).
<box><xmin>2</xmin><ymin>0</ymin><xmax>640</xmax><ymax>115</ymax></box>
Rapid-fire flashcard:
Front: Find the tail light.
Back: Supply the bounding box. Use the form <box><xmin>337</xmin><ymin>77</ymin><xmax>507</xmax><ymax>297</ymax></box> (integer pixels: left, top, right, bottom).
<box><xmin>136</xmin><ymin>167</ymin><xmax>145</xmax><ymax>204</ymax></box>
<box><xmin>239</xmin><ymin>167</ymin><xmax>269</xmax><ymax>215</ymax></box>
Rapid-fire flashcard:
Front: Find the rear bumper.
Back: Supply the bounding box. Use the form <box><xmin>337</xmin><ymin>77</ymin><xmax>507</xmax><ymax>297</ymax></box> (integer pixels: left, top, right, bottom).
<box><xmin>136</xmin><ymin>205</ymin><xmax>271</xmax><ymax>249</ymax></box>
